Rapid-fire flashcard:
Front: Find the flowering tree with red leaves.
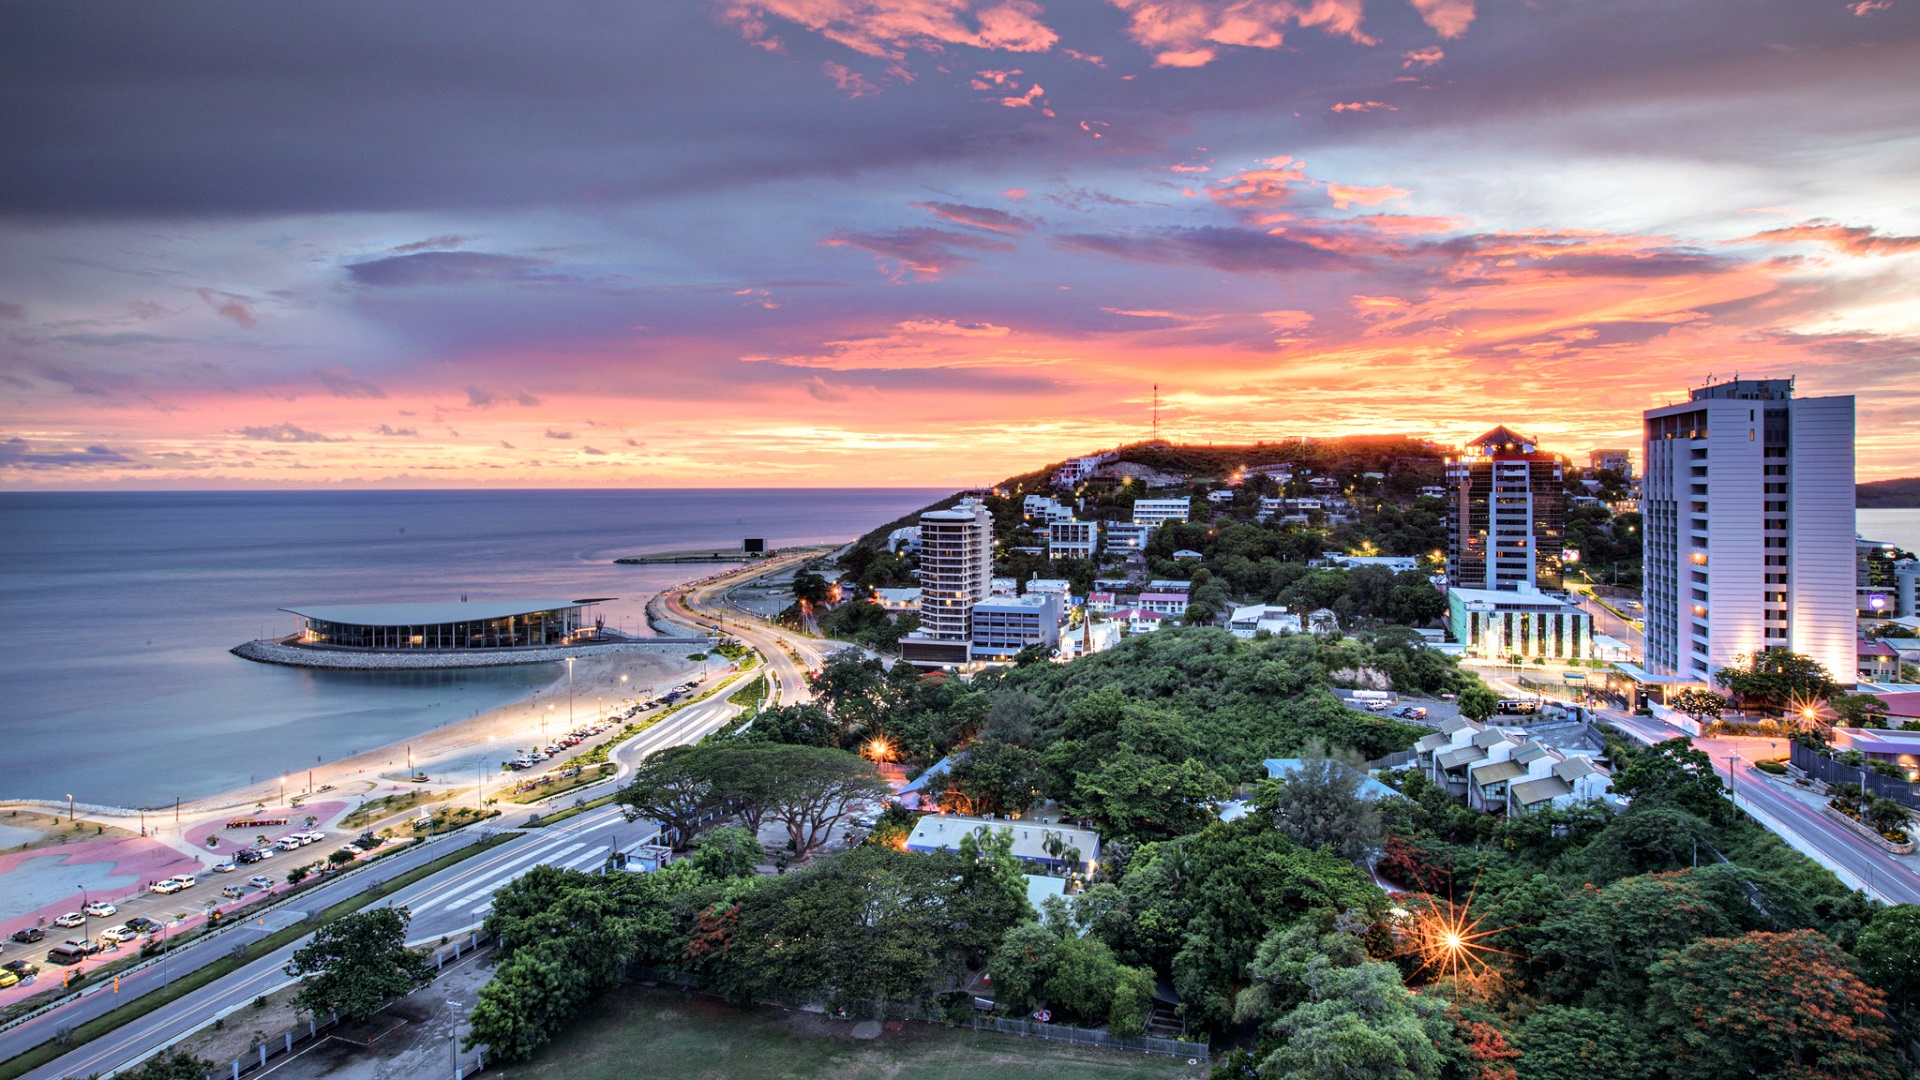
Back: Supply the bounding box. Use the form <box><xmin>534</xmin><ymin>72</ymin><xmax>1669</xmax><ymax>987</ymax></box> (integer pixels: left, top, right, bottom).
<box><xmin>1459</xmin><ymin>1018</ymin><xmax>1520</xmax><ymax>1080</ymax></box>
<box><xmin>684</xmin><ymin>901</ymin><xmax>739</xmax><ymax>966</ymax></box>
<box><xmin>1647</xmin><ymin>929</ymin><xmax>1901</xmax><ymax>1080</ymax></box>
<box><xmin>1378</xmin><ymin>834</ymin><xmax>1453</xmax><ymax>894</ymax></box>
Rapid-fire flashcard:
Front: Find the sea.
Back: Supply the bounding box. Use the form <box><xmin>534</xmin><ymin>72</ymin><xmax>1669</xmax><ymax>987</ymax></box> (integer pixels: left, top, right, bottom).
<box><xmin>0</xmin><ymin>489</ymin><xmax>942</xmax><ymax>806</ymax></box>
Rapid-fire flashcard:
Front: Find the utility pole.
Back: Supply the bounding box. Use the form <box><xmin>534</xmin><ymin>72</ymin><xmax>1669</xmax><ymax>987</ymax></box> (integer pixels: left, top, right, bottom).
<box><xmin>1152</xmin><ymin>383</ymin><xmax>1159</xmax><ymax>440</ymax></box>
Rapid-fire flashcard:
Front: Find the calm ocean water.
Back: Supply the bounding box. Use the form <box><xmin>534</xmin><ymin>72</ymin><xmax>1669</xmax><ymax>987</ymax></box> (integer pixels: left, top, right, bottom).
<box><xmin>0</xmin><ymin>489</ymin><xmax>940</xmax><ymax>805</ymax></box>
<box><xmin>1860</xmin><ymin>508</ymin><xmax>1920</xmax><ymax>555</ymax></box>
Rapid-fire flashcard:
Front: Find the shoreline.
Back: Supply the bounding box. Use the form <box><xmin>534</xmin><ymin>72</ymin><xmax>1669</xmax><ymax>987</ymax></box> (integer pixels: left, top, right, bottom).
<box><xmin>0</xmin><ymin>545</ymin><xmax>842</xmax><ymax>820</ymax></box>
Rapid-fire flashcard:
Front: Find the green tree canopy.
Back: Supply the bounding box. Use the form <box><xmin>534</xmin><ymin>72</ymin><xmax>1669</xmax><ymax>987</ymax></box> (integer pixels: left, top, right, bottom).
<box><xmin>287</xmin><ymin>908</ymin><xmax>431</xmax><ymax>1023</ymax></box>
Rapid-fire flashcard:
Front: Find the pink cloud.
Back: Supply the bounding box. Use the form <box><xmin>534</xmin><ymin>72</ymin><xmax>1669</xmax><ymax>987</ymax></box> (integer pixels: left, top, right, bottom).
<box><xmin>911</xmin><ymin>200</ymin><xmax>1038</xmax><ymax>233</ymax></box>
<box><xmin>1746</xmin><ymin>219</ymin><xmax>1920</xmax><ymax>256</ymax></box>
<box><xmin>1003</xmin><ymin>188</ymin><xmax>1029</xmax><ymax>199</ymax></box>
<box><xmin>1401</xmin><ymin>45</ymin><xmax>1444</xmax><ymax>67</ymax></box>
<box><xmin>822</xmin><ymin>60</ymin><xmax>880</xmax><ymax>97</ymax></box>
<box><xmin>1331</xmin><ymin>100</ymin><xmax>1396</xmax><ymax>112</ymax></box>
<box><xmin>721</xmin><ymin>0</ymin><xmax>1058</xmax><ymax>61</ymax></box>
<box><xmin>1000</xmin><ymin>83</ymin><xmax>1045</xmax><ymax>107</ymax></box>
<box><xmin>1326</xmin><ymin>182</ymin><xmax>1412</xmax><ymax>209</ymax></box>
<box><xmin>1108</xmin><ymin>0</ymin><xmax>1375</xmax><ymax>69</ymax></box>
<box><xmin>1407</xmin><ymin>0</ymin><xmax>1474</xmax><ymax>38</ymax></box>
<box><xmin>1208</xmin><ymin>157</ymin><xmax>1310</xmax><ymax>224</ymax></box>
<box><xmin>1850</xmin><ymin>0</ymin><xmax>1891</xmax><ymax>13</ymax></box>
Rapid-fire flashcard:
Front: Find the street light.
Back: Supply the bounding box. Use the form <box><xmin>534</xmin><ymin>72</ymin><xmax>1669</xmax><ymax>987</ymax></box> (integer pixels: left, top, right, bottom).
<box><xmin>567</xmin><ymin>656</ymin><xmax>575</xmax><ymax>730</ymax></box>
<box><xmin>1727</xmin><ymin>753</ymin><xmax>1742</xmax><ymax>805</ymax></box>
<box><xmin>65</xmin><ymin>794</ymin><xmax>74</xmax><ymax>823</ymax></box>
<box><xmin>447</xmin><ymin>1000</ymin><xmax>463</xmax><ymax>1080</ymax></box>
<box><xmin>78</xmin><ymin>885</ymin><xmax>90</xmax><ymax>946</ymax></box>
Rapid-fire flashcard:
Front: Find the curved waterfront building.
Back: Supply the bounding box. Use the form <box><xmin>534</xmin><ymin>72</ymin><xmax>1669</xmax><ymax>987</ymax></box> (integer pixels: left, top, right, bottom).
<box><xmin>281</xmin><ymin>598</ymin><xmax>613</xmax><ymax>651</ymax></box>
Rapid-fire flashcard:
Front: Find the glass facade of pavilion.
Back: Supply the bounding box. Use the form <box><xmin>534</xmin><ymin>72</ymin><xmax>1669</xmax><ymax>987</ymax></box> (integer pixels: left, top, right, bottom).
<box><xmin>296</xmin><ymin>605</ymin><xmax>584</xmax><ymax>650</ymax></box>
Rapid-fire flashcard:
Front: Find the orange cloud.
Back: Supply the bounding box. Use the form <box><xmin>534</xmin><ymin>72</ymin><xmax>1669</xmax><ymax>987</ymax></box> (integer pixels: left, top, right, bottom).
<box><xmin>1000</xmin><ymin>83</ymin><xmax>1046</xmax><ymax>107</ymax></box>
<box><xmin>1407</xmin><ymin>0</ymin><xmax>1474</xmax><ymax>38</ymax></box>
<box><xmin>1208</xmin><ymin>157</ymin><xmax>1310</xmax><ymax>224</ymax></box>
<box><xmin>1331</xmin><ymin>100</ymin><xmax>1395</xmax><ymax>112</ymax></box>
<box><xmin>1401</xmin><ymin>45</ymin><xmax>1443</xmax><ymax>67</ymax></box>
<box><xmin>1746</xmin><ymin>219</ymin><xmax>1920</xmax><ymax>256</ymax></box>
<box><xmin>1108</xmin><ymin>0</ymin><xmax>1375</xmax><ymax>68</ymax></box>
<box><xmin>1326</xmin><ymin>182</ymin><xmax>1411</xmax><ymax>209</ymax></box>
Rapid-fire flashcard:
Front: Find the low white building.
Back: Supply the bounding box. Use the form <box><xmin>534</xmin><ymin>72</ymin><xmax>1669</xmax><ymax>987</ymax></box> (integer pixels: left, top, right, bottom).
<box><xmin>1104</xmin><ymin>522</ymin><xmax>1152</xmax><ymax>550</ymax></box>
<box><xmin>1026</xmin><ymin>577</ymin><xmax>1072</xmax><ymax>598</ymax></box>
<box><xmin>1447</xmin><ymin>586</ymin><xmax>1595</xmax><ymax>663</ymax></box>
<box><xmin>1172</xmin><ymin>548</ymin><xmax>1205</xmax><ymax>561</ymax></box>
<box><xmin>1323</xmin><ymin>553</ymin><xmax>1420</xmax><ymax>573</ymax></box>
<box><xmin>1132</xmin><ymin>498</ymin><xmax>1192</xmax><ymax>526</ymax></box>
<box><xmin>1138</xmin><ymin>592</ymin><xmax>1190</xmax><ymax>616</ymax></box>
<box><xmin>907</xmin><ymin>814</ymin><xmax>1101</xmax><ymax>874</ymax></box>
<box><xmin>1414</xmin><ymin>718</ymin><xmax>1614</xmax><ymax>814</ymax></box>
<box><xmin>971</xmin><ymin>593</ymin><xmax>1063</xmax><ymax>661</ymax></box>
<box><xmin>1146</xmin><ymin>579</ymin><xmax>1191</xmax><ymax>594</ymax></box>
<box><xmin>1229</xmin><ymin>604</ymin><xmax>1302</xmax><ymax>638</ymax></box>
<box><xmin>1049</xmin><ymin>520</ymin><xmax>1097</xmax><ymax>560</ymax></box>
<box><xmin>1116</xmin><ymin>607</ymin><xmax>1167</xmax><ymax>634</ymax></box>
<box><xmin>1058</xmin><ymin>618</ymin><xmax>1121</xmax><ymax>660</ymax></box>
<box><xmin>1206</xmin><ymin>490</ymin><xmax>1237</xmax><ymax>504</ymax></box>
<box><xmin>873</xmin><ymin>587</ymin><xmax>921</xmax><ymax>611</ymax></box>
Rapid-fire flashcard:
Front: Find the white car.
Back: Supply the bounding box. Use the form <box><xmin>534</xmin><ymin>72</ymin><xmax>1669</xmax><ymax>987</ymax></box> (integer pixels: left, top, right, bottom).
<box><xmin>247</xmin><ymin>875</ymin><xmax>275</xmax><ymax>889</ymax></box>
<box><xmin>167</xmin><ymin>874</ymin><xmax>197</xmax><ymax>889</ymax></box>
<box><xmin>82</xmin><ymin>901</ymin><xmax>117</xmax><ymax>918</ymax></box>
<box><xmin>211</xmin><ymin>861</ymin><xmax>237</xmax><ymax>874</ymax></box>
<box><xmin>149</xmin><ymin>879</ymin><xmax>185</xmax><ymax>894</ymax></box>
<box><xmin>98</xmin><ymin>925</ymin><xmax>139</xmax><ymax>945</ymax></box>
<box><xmin>53</xmin><ymin>912</ymin><xmax>85</xmax><ymax>928</ymax></box>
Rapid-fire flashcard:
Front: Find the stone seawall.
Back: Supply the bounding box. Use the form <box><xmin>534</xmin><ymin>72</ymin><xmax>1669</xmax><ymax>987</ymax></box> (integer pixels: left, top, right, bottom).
<box><xmin>232</xmin><ymin>637</ymin><xmax>714</xmax><ymax>671</ymax></box>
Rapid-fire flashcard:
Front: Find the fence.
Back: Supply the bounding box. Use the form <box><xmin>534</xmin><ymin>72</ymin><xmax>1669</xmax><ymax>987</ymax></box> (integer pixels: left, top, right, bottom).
<box><xmin>101</xmin><ymin>933</ymin><xmax>491</xmax><ymax>1080</ymax></box>
<box><xmin>969</xmin><ymin>1015</ymin><xmax>1209</xmax><ymax>1060</ymax></box>
<box><xmin>1789</xmin><ymin>742</ymin><xmax>1920</xmax><ymax>811</ymax></box>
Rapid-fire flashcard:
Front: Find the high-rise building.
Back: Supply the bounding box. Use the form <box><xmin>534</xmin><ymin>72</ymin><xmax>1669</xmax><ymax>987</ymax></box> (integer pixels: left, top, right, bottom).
<box><xmin>900</xmin><ymin>498</ymin><xmax>994</xmax><ymax>668</ymax></box>
<box><xmin>1641</xmin><ymin>377</ymin><xmax>1855</xmax><ymax>683</ymax></box>
<box><xmin>1589</xmin><ymin>449</ymin><xmax>1634</xmax><ymax>479</ymax></box>
<box><xmin>1445</xmin><ymin>427</ymin><xmax>1565</xmax><ymax>593</ymax></box>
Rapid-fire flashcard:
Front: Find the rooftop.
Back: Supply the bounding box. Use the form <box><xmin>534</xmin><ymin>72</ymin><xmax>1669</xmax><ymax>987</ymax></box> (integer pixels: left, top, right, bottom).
<box><xmin>281</xmin><ymin>597</ymin><xmax>607</xmax><ymax>626</ymax></box>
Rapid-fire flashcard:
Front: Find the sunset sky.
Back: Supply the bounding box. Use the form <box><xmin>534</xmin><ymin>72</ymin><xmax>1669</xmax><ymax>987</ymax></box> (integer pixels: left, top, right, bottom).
<box><xmin>2</xmin><ymin>0</ymin><xmax>1917</xmax><ymax>487</ymax></box>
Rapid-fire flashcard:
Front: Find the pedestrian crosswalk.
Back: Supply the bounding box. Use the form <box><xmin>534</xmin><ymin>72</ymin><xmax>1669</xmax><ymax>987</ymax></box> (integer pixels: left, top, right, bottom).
<box><xmin>405</xmin><ymin>841</ymin><xmax>586</xmax><ymax>916</ymax></box>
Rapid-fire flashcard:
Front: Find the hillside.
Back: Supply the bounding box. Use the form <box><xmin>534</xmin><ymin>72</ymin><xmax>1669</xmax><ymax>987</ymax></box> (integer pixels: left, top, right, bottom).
<box><xmin>1859</xmin><ymin>477</ymin><xmax>1920</xmax><ymax>509</ymax></box>
<box><xmin>852</xmin><ymin>436</ymin><xmax>1449</xmax><ymax>549</ymax></box>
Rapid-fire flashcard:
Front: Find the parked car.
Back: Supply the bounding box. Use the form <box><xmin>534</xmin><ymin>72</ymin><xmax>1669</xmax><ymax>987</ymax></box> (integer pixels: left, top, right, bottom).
<box><xmin>44</xmin><ymin>943</ymin><xmax>89</xmax><ymax>966</ymax></box>
<box><xmin>10</xmin><ymin>927</ymin><xmax>45</xmax><ymax>944</ymax></box>
<box><xmin>233</xmin><ymin>848</ymin><xmax>261</xmax><ymax>864</ymax></box>
<box><xmin>220</xmin><ymin>885</ymin><xmax>245</xmax><ymax>899</ymax></box>
<box><xmin>123</xmin><ymin>916</ymin><xmax>159</xmax><ymax>933</ymax></box>
<box><xmin>0</xmin><ymin>969</ymin><xmax>18</xmax><ymax>988</ymax></box>
<box><xmin>98</xmin><ymin>925</ymin><xmax>139</xmax><ymax>945</ymax></box>
<box><xmin>53</xmin><ymin>912</ymin><xmax>86</xmax><ymax>927</ymax></box>
<box><xmin>149</xmin><ymin>880</ymin><xmax>185</xmax><ymax>895</ymax></box>
<box><xmin>82</xmin><ymin>901</ymin><xmax>117</xmax><ymax>918</ymax></box>
<box><xmin>1396</xmin><ymin>706</ymin><xmax>1429</xmax><ymax>720</ymax></box>
<box><xmin>3</xmin><ymin>959</ymin><xmax>39</xmax><ymax>977</ymax></box>
<box><xmin>247</xmin><ymin>875</ymin><xmax>275</xmax><ymax>889</ymax></box>
<box><xmin>211</xmin><ymin>861</ymin><xmax>237</xmax><ymax>874</ymax></box>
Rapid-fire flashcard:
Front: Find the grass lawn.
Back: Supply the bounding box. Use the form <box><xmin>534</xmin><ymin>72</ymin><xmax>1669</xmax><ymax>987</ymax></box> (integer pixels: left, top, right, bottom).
<box><xmin>492</xmin><ymin>985</ymin><xmax>1204</xmax><ymax>1080</ymax></box>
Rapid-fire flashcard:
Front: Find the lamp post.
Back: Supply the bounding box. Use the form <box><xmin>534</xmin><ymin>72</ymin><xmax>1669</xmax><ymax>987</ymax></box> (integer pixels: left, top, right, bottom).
<box><xmin>447</xmin><ymin>1000</ymin><xmax>462</xmax><ymax>1080</ymax></box>
<box><xmin>1727</xmin><ymin>753</ymin><xmax>1741</xmax><ymax>805</ymax></box>
<box><xmin>567</xmin><ymin>656</ymin><xmax>575</xmax><ymax>729</ymax></box>
<box><xmin>65</xmin><ymin>793</ymin><xmax>74</xmax><ymax>823</ymax></box>
<box><xmin>78</xmin><ymin>885</ymin><xmax>90</xmax><ymax>946</ymax></box>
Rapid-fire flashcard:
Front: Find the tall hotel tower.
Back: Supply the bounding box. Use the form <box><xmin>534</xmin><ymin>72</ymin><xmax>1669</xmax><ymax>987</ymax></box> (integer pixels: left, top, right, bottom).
<box><xmin>1445</xmin><ymin>427</ymin><xmax>1566</xmax><ymax>593</ymax></box>
<box><xmin>899</xmin><ymin>497</ymin><xmax>994</xmax><ymax>668</ymax></box>
<box><xmin>1641</xmin><ymin>377</ymin><xmax>1856</xmax><ymax>683</ymax></box>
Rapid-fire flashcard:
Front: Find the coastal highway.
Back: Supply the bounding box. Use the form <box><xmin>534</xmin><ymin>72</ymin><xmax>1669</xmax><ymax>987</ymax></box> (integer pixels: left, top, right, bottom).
<box><xmin>1603</xmin><ymin>709</ymin><xmax>1920</xmax><ymax>905</ymax></box>
<box><xmin>6</xmin><ymin>658</ymin><xmax>745</xmax><ymax>1076</ymax></box>
<box><xmin>14</xmin><ymin>809</ymin><xmax>652</xmax><ymax>1080</ymax></box>
<box><xmin>0</xmin><ymin>828</ymin><xmax>491</xmax><ymax>1076</ymax></box>
<box><xmin>659</xmin><ymin>548</ymin><xmax>830</xmax><ymax>708</ymax></box>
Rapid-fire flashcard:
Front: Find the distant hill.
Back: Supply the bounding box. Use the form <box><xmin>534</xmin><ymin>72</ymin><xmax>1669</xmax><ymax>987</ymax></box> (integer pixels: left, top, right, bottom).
<box><xmin>1860</xmin><ymin>477</ymin><xmax>1920</xmax><ymax>509</ymax></box>
<box><xmin>851</xmin><ymin>435</ymin><xmax>1447</xmax><ymax>549</ymax></box>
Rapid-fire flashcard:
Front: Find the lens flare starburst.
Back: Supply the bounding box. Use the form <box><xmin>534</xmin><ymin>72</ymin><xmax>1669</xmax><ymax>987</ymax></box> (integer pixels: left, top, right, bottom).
<box><xmin>1398</xmin><ymin>896</ymin><xmax>1511</xmax><ymax>986</ymax></box>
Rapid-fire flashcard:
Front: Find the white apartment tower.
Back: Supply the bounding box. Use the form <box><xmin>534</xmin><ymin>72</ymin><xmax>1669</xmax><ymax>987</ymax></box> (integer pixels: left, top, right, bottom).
<box><xmin>900</xmin><ymin>498</ymin><xmax>995</xmax><ymax>668</ymax></box>
<box><xmin>1642</xmin><ymin>378</ymin><xmax>1856</xmax><ymax>684</ymax></box>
